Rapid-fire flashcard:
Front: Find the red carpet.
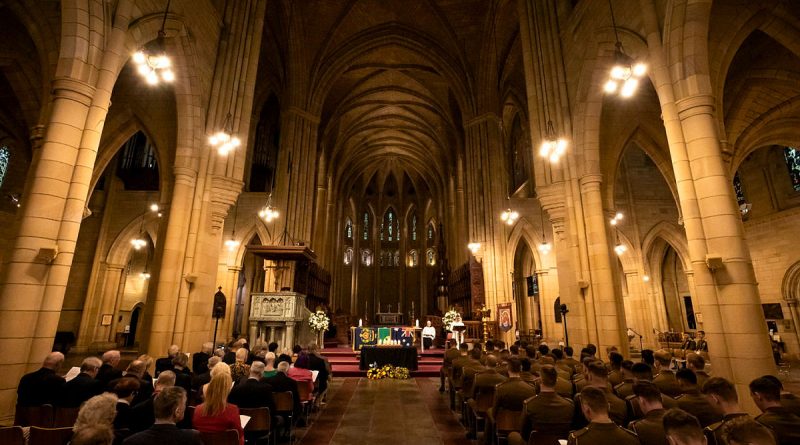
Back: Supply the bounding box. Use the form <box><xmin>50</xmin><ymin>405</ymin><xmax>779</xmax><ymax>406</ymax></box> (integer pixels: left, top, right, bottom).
<box><xmin>321</xmin><ymin>346</ymin><xmax>443</xmax><ymax>377</ymax></box>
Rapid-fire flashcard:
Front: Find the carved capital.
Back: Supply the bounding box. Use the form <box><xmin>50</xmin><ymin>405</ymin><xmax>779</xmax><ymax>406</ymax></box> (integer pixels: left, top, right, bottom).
<box><xmin>210</xmin><ymin>175</ymin><xmax>244</xmax><ymax>232</ymax></box>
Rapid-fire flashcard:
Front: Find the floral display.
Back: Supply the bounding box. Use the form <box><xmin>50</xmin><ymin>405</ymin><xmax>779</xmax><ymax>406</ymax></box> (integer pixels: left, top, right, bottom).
<box><xmin>366</xmin><ymin>364</ymin><xmax>411</xmax><ymax>380</ymax></box>
<box><xmin>309</xmin><ymin>310</ymin><xmax>330</xmax><ymax>333</ymax></box>
<box><xmin>442</xmin><ymin>309</ymin><xmax>460</xmax><ymax>332</ymax></box>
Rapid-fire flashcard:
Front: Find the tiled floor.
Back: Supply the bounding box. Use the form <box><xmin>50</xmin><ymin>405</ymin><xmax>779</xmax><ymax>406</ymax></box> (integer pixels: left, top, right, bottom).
<box><xmin>297</xmin><ymin>377</ymin><xmax>472</xmax><ymax>445</ymax></box>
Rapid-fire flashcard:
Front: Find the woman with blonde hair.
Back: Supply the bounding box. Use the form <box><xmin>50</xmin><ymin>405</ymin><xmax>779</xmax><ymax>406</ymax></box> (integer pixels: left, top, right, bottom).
<box><xmin>229</xmin><ymin>347</ymin><xmax>250</xmax><ymax>383</ymax></box>
<box><xmin>72</xmin><ymin>393</ymin><xmax>118</xmax><ymax>444</ymax></box>
<box><xmin>192</xmin><ymin>363</ymin><xmax>244</xmax><ymax>445</ymax></box>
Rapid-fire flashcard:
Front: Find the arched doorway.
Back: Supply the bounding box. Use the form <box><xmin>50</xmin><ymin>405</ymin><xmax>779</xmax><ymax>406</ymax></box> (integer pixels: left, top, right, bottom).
<box><xmin>127</xmin><ymin>305</ymin><xmax>143</xmax><ymax>347</ymax></box>
<box><xmin>659</xmin><ymin>244</ymin><xmax>695</xmax><ymax>333</ymax></box>
<box><xmin>512</xmin><ymin>240</ymin><xmax>539</xmax><ymax>334</ymax></box>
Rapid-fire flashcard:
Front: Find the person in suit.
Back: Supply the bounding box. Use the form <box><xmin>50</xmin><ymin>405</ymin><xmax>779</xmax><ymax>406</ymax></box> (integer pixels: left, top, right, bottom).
<box><xmin>567</xmin><ymin>387</ymin><xmax>639</xmax><ymax>445</ymax></box>
<box><xmin>123</xmin><ymin>386</ymin><xmax>202</xmax><ymax>445</ymax></box>
<box><xmin>193</xmin><ymin>342</ymin><xmax>213</xmax><ymax>376</ymax></box>
<box><xmin>702</xmin><ymin>377</ymin><xmax>752</xmax><ymax>445</ymax></box>
<box><xmin>680</xmin><ymin>333</ymin><xmax>697</xmax><ymax>357</ymax></box>
<box><xmin>16</xmin><ymin>352</ymin><xmax>65</xmax><ymax>409</ymax></box>
<box><xmin>519</xmin><ymin>365</ymin><xmax>574</xmax><ymax>440</ymax></box>
<box><xmin>228</xmin><ymin>361</ymin><xmax>275</xmax><ymax>412</ymax></box>
<box><xmin>58</xmin><ymin>356</ymin><xmax>104</xmax><ymax>407</ymax></box>
<box><xmin>193</xmin><ymin>356</ymin><xmax>221</xmax><ymax>391</ymax></box>
<box><xmin>675</xmin><ymin>368</ymin><xmax>721</xmax><ymax>427</ymax></box>
<box><xmin>695</xmin><ymin>331</ymin><xmax>708</xmax><ymax>353</ymax></box>
<box><xmin>97</xmin><ymin>350</ymin><xmax>123</xmax><ymax>389</ymax></box>
<box><xmin>117</xmin><ymin>360</ymin><xmax>153</xmax><ymax>406</ymax></box>
<box><xmin>113</xmin><ymin>377</ymin><xmax>141</xmax><ymax>430</ymax></box>
<box><xmin>724</xmin><ymin>417</ymin><xmax>777</xmax><ymax>445</ymax></box>
<box><xmin>758</xmin><ymin>375</ymin><xmax>800</xmax><ymax>417</ymax></box>
<box><xmin>460</xmin><ymin>347</ymin><xmax>487</xmax><ymax>400</ymax></box>
<box><xmin>653</xmin><ymin>349</ymin><xmax>683</xmax><ymax>398</ymax></box>
<box><xmin>465</xmin><ymin>355</ymin><xmax>507</xmax><ymax>439</ymax></box>
<box><xmin>171</xmin><ymin>353</ymin><xmax>193</xmax><ymax>392</ymax></box>
<box><xmin>627</xmin><ymin>381</ymin><xmax>667</xmax><ymax>445</ymax></box>
<box><xmin>486</xmin><ymin>358</ymin><xmax>537</xmax><ymax>444</ymax></box>
<box><xmin>130</xmin><ymin>370</ymin><xmax>176</xmax><ymax>432</ymax></box>
<box><xmin>265</xmin><ymin>360</ymin><xmax>301</xmax><ymax>418</ymax></box>
<box><xmin>155</xmin><ymin>345</ymin><xmax>180</xmax><ymax>377</ymax></box>
<box><xmin>749</xmin><ymin>376</ymin><xmax>800</xmax><ymax>445</ymax></box>
<box><xmin>307</xmin><ymin>342</ymin><xmax>330</xmax><ymax>397</ymax></box>
<box><xmin>663</xmin><ymin>409</ymin><xmax>707</xmax><ymax>445</ymax></box>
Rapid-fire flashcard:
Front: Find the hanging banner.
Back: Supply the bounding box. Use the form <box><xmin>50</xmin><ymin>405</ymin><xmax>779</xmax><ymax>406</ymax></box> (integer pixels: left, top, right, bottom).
<box><xmin>497</xmin><ymin>303</ymin><xmax>513</xmax><ymax>332</ymax></box>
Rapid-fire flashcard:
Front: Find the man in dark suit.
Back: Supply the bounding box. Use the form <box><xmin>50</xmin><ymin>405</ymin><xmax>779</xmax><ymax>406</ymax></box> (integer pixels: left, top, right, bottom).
<box><xmin>130</xmin><ymin>371</ymin><xmax>176</xmax><ymax>432</ymax></box>
<box><xmin>192</xmin><ymin>356</ymin><xmax>220</xmax><ymax>391</ymax></box>
<box><xmin>155</xmin><ymin>344</ymin><xmax>180</xmax><ymax>377</ymax></box>
<box><xmin>614</xmin><ymin>360</ymin><xmax>636</xmax><ymax>399</ymax></box>
<box><xmin>171</xmin><ymin>353</ymin><xmax>193</xmax><ymax>392</ymax></box>
<box><xmin>675</xmin><ymin>368</ymin><xmax>721</xmax><ymax>427</ymax></box>
<box><xmin>58</xmin><ymin>356</ymin><xmax>104</xmax><ymax>407</ymax></box>
<box><xmin>97</xmin><ymin>350</ymin><xmax>123</xmax><ymax>389</ymax></box>
<box><xmin>16</xmin><ymin>352</ymin><xmax>65</xmax><ymax>408</ymax></box>
<box><xmin>686</xmin><ymin>353</ymin><xmax>710</xmax><ymax>389</ymax></box>
<box><xmin>265</xmin><ymin>361</ymin><xmax>301</xmax><ymax>417</ymax></box>
<box><xmin>113</xmin><ymin>377</ymin><xmax>141</xmax><ymax>430</ymax></box>
<box><xmin>628</xmin><ymin>381</ymin><xmax>667</xmax><ymax>445</ymax></box>
<box><xmin>123</xmin><ymin>386</ymin><xmax>201</xmax><ymax>445</ymax></box>
<box><xmin>749</xmin><ymin>376</ymin><xmax>800</xmax><ymax>445</ymax></box>
<box><xmin>228</xmin><ymin>361</ymin><xmax>275</xmax><ymax>412</ymax></box>
<box><xmin>192</xmin><ymin>342</ymin><xmax>213</xmax><ymax>376</ymax></box>
<box><xmin>440</xmin><ymin>339</ymin><xmax>460</xmax><ymax>391</ymax></box>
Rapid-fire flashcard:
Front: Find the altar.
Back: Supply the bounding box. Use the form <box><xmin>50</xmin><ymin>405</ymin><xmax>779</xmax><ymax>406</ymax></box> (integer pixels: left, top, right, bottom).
<box><xmin>351</xmin><ymin>326</ymin><xmax>421</xmax><ymax>350</ymax></box>
<box><xmin>359</xmin><ymin>346</ymin><xmax>418</xmax><ymax>370</ymax></box>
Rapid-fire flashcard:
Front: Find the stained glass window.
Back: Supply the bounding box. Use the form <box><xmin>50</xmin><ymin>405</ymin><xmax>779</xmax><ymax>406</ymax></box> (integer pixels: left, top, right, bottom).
<box><xmin>784</xmin><ymin>147</ymin><xmax>800</xmax><ymax>192</ymax></box>
<box><xmin>344</xmin><ymin>247</ymin><xmax>353</xmax><ymax>265</ymax></box>
<box><xmin>381</xmin><ymin>208</ymin><xmax>398</xmax><ymax>242</ymax></box>
<box><xmin>345</xmin><ymin>219</ymin><xmax>353</xmax><ymax>240</ymax></box>
<box><xmin>363</xmin><ymin>212</ymin><xmax>370</xmax><ymax>240</ymax></box>
<box><xmin>426</xmin><ymin>248</ymin><xmax>436</xmax><ymax>266</ymax></box>
<box><xmin>361</xmin><ymin>249</ymin><xmax>373</xmax><ymax>266</ymax></box>
<box><xmin>407</xmin><ymin>250</ymin><xmax>418</xmax><ymax>267</ymax></box>
<box><xmin>411</xmin><ymin>214</ymin><xmax>417</xmax><ymax>241</ymax></box>
<box><xmin>0</xmin><ymin>146</ymin><xmax>8</xmax><ymax>189</ymax></box>
<box><xmin>427</xmin><ymin>222</ymin><xmax>434</xmax><ymax>241</ymax></box>
<box><xmin>733</xmin><ymin>172</ymin><xmax>746</xmax><ymax>205</ymax></box>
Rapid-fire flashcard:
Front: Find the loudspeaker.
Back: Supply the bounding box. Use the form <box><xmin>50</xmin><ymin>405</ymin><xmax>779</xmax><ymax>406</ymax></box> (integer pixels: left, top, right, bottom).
<box><xmin>213</xmin><ymin>288</ymin><xmax>226</xmax><ymax>319</ymax></box>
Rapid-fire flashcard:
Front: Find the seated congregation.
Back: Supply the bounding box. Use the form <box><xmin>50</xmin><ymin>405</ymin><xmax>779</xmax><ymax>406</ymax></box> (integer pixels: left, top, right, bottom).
<box><xmin>440</xmin><ymin>339</ymin><xmax>800</xmax><ymax>445</ymax></box>
<box><xmin>6</xmin><ymin>339</ymin><xmax>331</xmax><ymax>445</ymax></box>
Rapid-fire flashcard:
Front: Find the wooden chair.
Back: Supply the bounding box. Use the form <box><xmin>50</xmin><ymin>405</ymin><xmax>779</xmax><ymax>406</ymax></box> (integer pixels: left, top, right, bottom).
<box><xmin>272</xmin><ymin>391</ymin><xmax>295</xmax><ymax>442</ymax></box>
<box><xmin>493</xmin><ymin>409</ymin><xmax>523</xmax><ymax>445</ymax></box>
<box><xmin>15</xmin><ymin>404</ymin><xmax>54</xmax><ymax>427</ymax></box>
<box><xmin>239</xmin><ymin>406</ymin><xmax>272</xmax><ymax>445</ymax></box>
<box><xmin>467</xmin><ymin>385</ymin><xmax>496</xmax><ymax>438</ymax></box>
<box><xmin>296</xmin><ymin>383</ymin><xmax>315</xmax><ymax>423</ymax></box>
<box><xmin>200</xmin><ymin>429</ymin><xmax>240</xmax><ymax>445</ymax></box>
<box><xmin>528</xmin><ymin>423</ymin><xmax>572</xmax><ymax>445</ymax></box>
<box><xmin>53</xmin><ymin>406</ymin><xmax>80</xmax><ymax>427</ymax></box>
<box><xmin>29</xmin><ymin>426</ymin><xmax>73</xmax><ymax>445</ymax></box>
<box><xmin>0</xmin><ymin>426</ymin><xmax>25</xmax><ymax>445</ymax></box>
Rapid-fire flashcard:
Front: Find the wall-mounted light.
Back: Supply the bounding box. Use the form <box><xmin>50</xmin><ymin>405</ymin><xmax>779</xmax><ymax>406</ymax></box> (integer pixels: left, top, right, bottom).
<box><xmin>468</xmin><ymin>242</ymin><xmax>481</xmax><ymax>254</ymax></box>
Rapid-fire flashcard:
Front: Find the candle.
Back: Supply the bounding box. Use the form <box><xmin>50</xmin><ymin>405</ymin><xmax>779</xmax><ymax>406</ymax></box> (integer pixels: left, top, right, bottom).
<box><xmin>415</xmin><ymin>318</ymin><xmax>419</xmax><ymax>328</ymax></box>
<box><xmin>359</xmin><ymin>318</ymin><xmax>363</xmax><ymax>327</ymax></box>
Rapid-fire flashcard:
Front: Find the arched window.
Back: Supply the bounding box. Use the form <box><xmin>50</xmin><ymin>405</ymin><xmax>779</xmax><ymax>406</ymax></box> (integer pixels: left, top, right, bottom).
<box><xmin>783</xmin><ymin>147</ymin><xmax>800</xmax><ymax>192</ymax></box>
<box><xmin>427</xmin><ymin>222</ymin><xmax>435</xmax><ymax>241</ymax></box>
<box><xmin>411</xmin><ymin>213</ymin><xmax>417</xmax><ymax>241</ymax></box>
<box><xmin>426</xmin><ymin>248</ymin><xmax>436</xmax><ymax>266</ymax></box>
<box><xmin>345</xmin><ymin>218</ymin><xmax>353</xmax><ymax>240</ymax></box>
<box><xmin>116</xmin><ymin>131</ymin><xmax>159</xmax><ymax>190</ymax></box>
<box><xmin>0</xmin><ymin>146</ymin><xmax>9</xmax><ymax>189</ymax></box>
<box><xmin>362</xmin><ymin>212</ymin><xmax>370</xmax><ymax>240</ymax></box>
<box><xmin>361</xmin><ymin>249</ymin><xmax>373</xmax><ymax>266</ymax></box>
<box><xmin>381</xmin><ymin>208</ymin><xmax>399</xmax><ymax>242</ymax></box>
<box><xmin>733</xmin><ymin>171</ymin><xmax>746</xmax><ymax>205</ymax></box>
<box><xmin>407</xmin><ymin>250</ymin><xmax>418</xmax><ymax>267</ymax></box>
<box><xmin>344</xmin><ymin>247</ymin><xmax>353</xmax><ymax>266</ymax></box>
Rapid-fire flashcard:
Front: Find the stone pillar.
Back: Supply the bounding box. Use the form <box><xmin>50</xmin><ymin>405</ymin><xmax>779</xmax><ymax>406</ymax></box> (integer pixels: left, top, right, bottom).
<box><xmin>104</xmin><ymin>265</ymin><xmax>129</xmax><ymax>343</ymax></box>
<box><xmin>249</xmin><ymin>322</ymin><xmax>258</xmax><ymax>347</ymax></box>
<box><xmin>580</xmin><ymin>175</ymin><xmax>629</xmax><ymax>354</ymax></box>
<box><xmin>285</xmin><ymin>322</ymin><xmax>296</xmax><ymax>351</ymax></box>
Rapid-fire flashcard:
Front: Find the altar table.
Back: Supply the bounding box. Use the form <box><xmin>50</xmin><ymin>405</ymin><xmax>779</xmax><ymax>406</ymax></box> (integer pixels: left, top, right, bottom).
<box><xmin>359</xmin><ymin>346</ymin><xmax>418</xmax><ymax>370</ymax></box>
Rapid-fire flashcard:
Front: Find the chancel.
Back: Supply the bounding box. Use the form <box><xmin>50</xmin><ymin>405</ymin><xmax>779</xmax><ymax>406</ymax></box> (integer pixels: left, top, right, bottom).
<box><xmin>1</xmin><ymin>1</ymin><xmax>800</xmax><ymax>444</ymax></box>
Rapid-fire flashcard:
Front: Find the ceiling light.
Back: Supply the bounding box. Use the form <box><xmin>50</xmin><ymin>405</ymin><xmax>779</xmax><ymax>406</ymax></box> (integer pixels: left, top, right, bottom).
<box><xmin>537</xmin><ymin>241</ymin><xmax>551</xmax><ymax>255</ymax></box>
<box><xmin>224</xmin><ymin>238</ymin><xmax>240</xmax><ymax>252</ymax></box>
<box><xmin>604</xmin><ymin>0</ymin><xmax>646</xmax><ymax>98</ymax></box>
<box><xmin>614</xmin><ymin>243</ymin><xmax>627</xmax><ymax>256</ymax></box>
<box><xmin>258</xmin><ymin>193</ymin><xmax>279</xmax><ymax>223</ymax></box>
<box><xmin>131</xmin><ymin>1</ymin><xmax>175</xmax><ymax>86</ymax></box>
<box><xmin>468</xmin><ymin>243</ymin><xmax>481</xmax><ymax>254</ymax></box>
<box><xmin>131</xmin><ymin>237</ymin><xmax>147</xmax><ymax>250</ymax></box>
<box><xmin>539</xmin><ymin>120</ymin><xmax>568</xmax><ymax>163</ymax></box>
<box><xmin>209</xmin><ymin>112</ymin><xmax>241</xmax><ymax>156</ymax></box>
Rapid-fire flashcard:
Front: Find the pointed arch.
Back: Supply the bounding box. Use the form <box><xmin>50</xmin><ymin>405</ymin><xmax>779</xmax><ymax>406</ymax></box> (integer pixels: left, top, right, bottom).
<box><xmin>641</xmin><ymin>221</ymin><xmax>691</xmax><ymax>274</ymax></box>
<box><xmin>105</xmin><ymin>213</ymin><xmax>161</xmax><ymax>266</ymax></box>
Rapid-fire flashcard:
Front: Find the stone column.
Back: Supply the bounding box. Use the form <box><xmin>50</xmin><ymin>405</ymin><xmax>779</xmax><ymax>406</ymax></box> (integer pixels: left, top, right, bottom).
<box><xmin>249</xmin><ymin>322</ymin><xmax>258</xmax><ymax>347</ymax></box>
<box><xmin>104</xmin><ymin>265</ymin><xmax>129</xmax><ymax>343</ymax></box>
<box><xmin>285</xmin><ymin>321</ymin><xmax>296</xmax><ymax>351</ymax></box>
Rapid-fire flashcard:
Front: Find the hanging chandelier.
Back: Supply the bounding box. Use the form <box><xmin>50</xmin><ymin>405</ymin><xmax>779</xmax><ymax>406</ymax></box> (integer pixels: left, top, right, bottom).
<box><xmin>258</xmin><ymin>193</ymin><xmax>279</xmax><ymax>223</ymax></box>
<box><xmin>500</xmin><ymin>208</ymin><xmax>519</xmax><ymax>225</ymax></box>
<box><xmin>603</xmin><ymin>0</ymin><xmax>646</xmax><ymax>98</ymax></box>
<box><xmin>209</xmin><ymin>112</ymin><xmax>241</xmax><ymax>156</ymax></box>
<box><xmin>225</xmin><ymin>203</ymin><xmax>241</xmax><ymax>251</ymax></box>
<box><xmin>467</xmin><ymin>242</ymin><xmax>481</xmax><ymax>254</ymax></box>
<box><xmin>130</xmin><ymin>236</ymin><xmax>147</xmax><ymax>250</ymax></box>
<box><xmin>537</xmin><ymin>207</ymin><xmax>551</xmax><ymax>254</ymax></box>
<box><xmin>609</xmin><ymin>211</ymin><xmax>624</xmax><ymax>226</ymax></box>
<box><xmin>614</xmin><ymin>242</ymin><xmax>628</xmax><ymax>256</ymax></box>
<box><xmin>539</xmin><ymin>120</ymin><xmax>568</xmax><ymax>163</ymax></box>
<box><xmin>132</xmin><ymin>0</ymin><xmax>175</xmax><ymax>85</ymax></box>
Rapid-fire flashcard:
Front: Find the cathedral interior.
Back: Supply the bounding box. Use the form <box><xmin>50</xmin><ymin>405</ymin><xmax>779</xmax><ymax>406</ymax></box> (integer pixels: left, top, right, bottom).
<box><xmin>0</xmin><ymin>0</ymin><xmax>800</xmax><ymax>422</ymax></box>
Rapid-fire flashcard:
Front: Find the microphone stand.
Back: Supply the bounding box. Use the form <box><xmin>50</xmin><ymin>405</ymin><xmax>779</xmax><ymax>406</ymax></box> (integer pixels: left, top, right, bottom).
<box><xmin>628</xmin><ymin>328</ymin><xmax>644</xmax><ymax>352</ymax></box>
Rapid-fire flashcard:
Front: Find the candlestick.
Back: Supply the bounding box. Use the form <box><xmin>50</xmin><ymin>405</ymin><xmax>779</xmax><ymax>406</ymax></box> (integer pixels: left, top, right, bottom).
<box><xmin>359</xmin><ymin>318</ymin><xmax>363</xmax><ymax>327</ymax></box>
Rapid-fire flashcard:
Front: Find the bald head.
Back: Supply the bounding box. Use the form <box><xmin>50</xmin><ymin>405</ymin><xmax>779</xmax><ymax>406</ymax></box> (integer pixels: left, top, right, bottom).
<box><xmin>43</xmin><ymin>352</ymin><xmax>65</xmax><ymax>372</ymax></box>
<box><xmin>102</xmin><ymin>350</ymin><xmax>121</xmax><ymax>366</ymax></box>
<box><xmin>125</xmin><ymin>360</ymin><xmax>146</xmax><ymax>379</ymax></box>
<box><xmin>156</xmin><ymin>370</ymin><xmax>176</xmax><ymax>389</ymax></box>
<box><xmin>167</xmin><ymin>345</ymin><xmax>180</xmax><ymax>357</ymax></box>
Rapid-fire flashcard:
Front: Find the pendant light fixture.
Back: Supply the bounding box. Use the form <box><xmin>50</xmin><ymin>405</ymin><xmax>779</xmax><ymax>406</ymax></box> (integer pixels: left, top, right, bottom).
<box><xmin>259</xmin><ymin>163</ymin><xmax>279</xmax><ymax>223</ymax></box>
<box><xmin>132</xmin><ymin>0</ymin><xmax>175</xmax><ymax>85</ymax></box>
<box><xmin>537</xmin><ymin>206</ymin><xmax>551</xmax><ymax>254</ymax></box>
<box><xmin>603</xmin><ymin>0</ymin><xmax>646</xmax><ymax>98</ymax></box>
<box><xmin>225</xmin><ymin>203</ymin><xmax>241</xmax><ymax>251</ymax></box>
<box><xmin>209</xmin><ymin>112</ymin><xmax>241</xmax><ymax>156</ymax></box>
<box><xmin>130</xmin><ymin>212</ymin><xmax>147</xmax><ymax>250</ymax></box>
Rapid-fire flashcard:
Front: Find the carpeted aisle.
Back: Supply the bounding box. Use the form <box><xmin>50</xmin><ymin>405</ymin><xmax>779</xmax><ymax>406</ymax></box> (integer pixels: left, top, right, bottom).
<box><xmin>297</xmin><ymin>377</ymin><xmax>471</xmax><ymax>445</ymax></box>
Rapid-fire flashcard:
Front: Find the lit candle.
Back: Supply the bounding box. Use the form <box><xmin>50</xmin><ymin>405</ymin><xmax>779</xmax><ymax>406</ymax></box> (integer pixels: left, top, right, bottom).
<box><xmin>415</xmin><ymin>318</ymin><xmax>419</xmax><ymax>328</ymax></box>
<box><xmin>359</xmin><ymin>318</ymin><xmax>363</xmax><ymax>327</ymax></box>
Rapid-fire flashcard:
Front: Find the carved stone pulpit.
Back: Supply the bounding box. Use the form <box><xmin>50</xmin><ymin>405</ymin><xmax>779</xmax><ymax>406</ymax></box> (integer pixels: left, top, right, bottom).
<box><xmin>249</xmin><ymin>291</ymin><xmax>307</xmax><ymax>349</ymax></box>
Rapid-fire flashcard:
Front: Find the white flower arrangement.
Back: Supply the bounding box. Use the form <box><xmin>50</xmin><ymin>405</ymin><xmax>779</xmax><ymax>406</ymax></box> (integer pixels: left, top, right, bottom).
<box><xmin>443</xmin><ymin>309</ymin><xmax>460</xmax><ymax>332</ymax></box>
<box><xmin>309</xmin><ymin>310</ymin><xmax>330</xmax><ymax>333</ymax></box>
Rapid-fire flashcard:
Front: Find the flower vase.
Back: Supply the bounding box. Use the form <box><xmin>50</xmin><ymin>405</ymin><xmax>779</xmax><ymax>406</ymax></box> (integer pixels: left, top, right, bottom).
<box><xmin>318</xmin><ymin>330</ymin><xmax>325</xmax><ymax>349</ymax></box>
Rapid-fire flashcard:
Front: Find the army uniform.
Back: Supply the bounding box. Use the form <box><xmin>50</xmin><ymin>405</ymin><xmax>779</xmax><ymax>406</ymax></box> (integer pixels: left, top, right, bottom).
<box><xmin>461</xmin><ymin>363</ymin><xmax>487</xmax><ymax>399</ymax></box>
<box><xmin>614</xmin><ymin>379</ymin><xmax>634</xmax><ymax>399</ymax></box>
<box><xmin>440</xmin><ymin>347</ymin><xmax>461</xmax><ymax>390</ymax></box>
<box><xmin>704</xmin><ymin>413</ymin><xmax>751</xmax><ymax>445</ymax></box>
<box><xmin>694</xmin><ymin>370</ymin><xmax>711</xmax><ymax>389</ymax></box>
<box><xmin>780</xmin><ymin>392</ymin><xmax>800</xmax><ymax>417</ymax></box>
<box><xmin>628</xmin><ymin>408</ymin><xmax>667</xmax><ymax>445</ymax></box>
<box><xmin>567</xmin><ymin>421</ymin><xmax>639</xmax><ymax>445</ymax></box>
<box><xmin>520</xmin><ymin>391</ymin><xmax>574</xmax><ymax>439</ymax></box>
<box><xmin>555</xmin><ymin>377</ymin><xmax>574</xmax><ymax>398</ymax></box>
<box><xmin>608</xmin><ymin>369</ymin><xmax>623</xmax><ymax>387</ymax></box>
<box><xmin>755</xmin><ymin>406</ymin><xmax>800</xmax><ymax>445</ymax></box>
<box><xmin>465</xmin><ymin>369</ymin><xmax>507</xmax><ymax>438</ymax></box>
<box><xmin>574</xmin><ymin>387</ymin><xmax>627</xmax><ymax>428</ymax></box>
<box><xmin>561</xmin><ymin>357</ymin><xmax>581</xmax><ymax>373</ymax></box>
<box><xmin>676</xmin><ymin>389</ymin><xmax>722</xmax><ymax>427</ymax></box>
<box><xmin>626</xmin><ymin>393</ymin><xmax>678</xmax><ymax>422</ymax></box>
<box><xmin>652</xmin><ymin>370</ymin><xmax>683</xmax><ymax>398</ymax></box>
<box><xmin>486</xmin><ymin>378</ymin><xmax>537</xmax><ymax>444</ymax></box>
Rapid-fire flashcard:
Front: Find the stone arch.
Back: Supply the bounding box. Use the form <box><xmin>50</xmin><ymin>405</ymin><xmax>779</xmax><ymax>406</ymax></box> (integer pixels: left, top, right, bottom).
<box><xmin>232</xmin><ymin>221</ymin><xmax>271</xmax><ymax>267</ymax></box>
<box><xmin>505</xmin><ymin>218</ymin><xmax>545</xmax><ymax>273</ymax></box>
<box><xmin>781</xmin><ymin>261</ymin><xmax>800</xmax><ymax>304</ymax></box>
<box><xmin>641</xmin><ymin>221</ymin><xmax>691</xmax><ymax>274</ymax></box>
<box><xmin>105</xmin><ymin>213</ymin><xmax>161</xmax><ymax>267</ymax></box>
